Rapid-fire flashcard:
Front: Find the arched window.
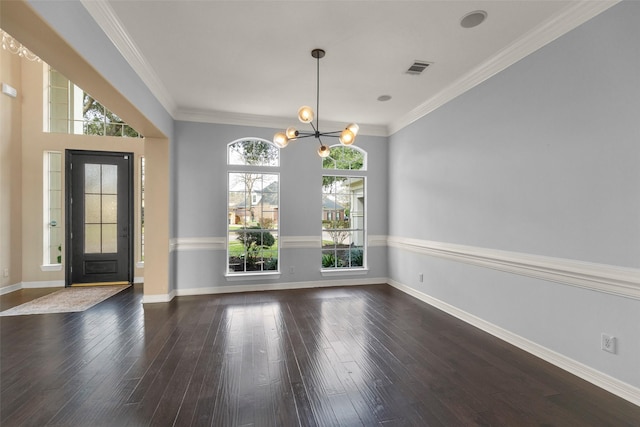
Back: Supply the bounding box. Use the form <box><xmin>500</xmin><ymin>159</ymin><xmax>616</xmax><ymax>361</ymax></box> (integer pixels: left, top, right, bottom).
<box><xmin>227</xmin><ymin>139</ymin><xmax>279</xmax><ymax>274</ymax></box>
<box><xmin>321</xmin><ymin>145</ymin><xmax>366</xmax><ymax>270</ymax></box>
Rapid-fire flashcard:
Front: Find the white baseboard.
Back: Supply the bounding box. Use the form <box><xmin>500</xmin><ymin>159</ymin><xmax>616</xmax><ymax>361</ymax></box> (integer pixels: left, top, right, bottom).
<box><xmin>387</xmin><ymin>279</ymin><xmax>640</xmax><ymax>407</ymax></box>
<box><xmin>0</xmin><ymin>283</ymin><xmax>22</xmax><ymax>295</ymax></box>
<box><xmin>21</xmin><ymin>280</ymin><xmax>65</xmax><ymax>289</ymax></box>
<box><xmin>133</xmin><ymin>276</ymin><xmax>144</xmax><ymax>284</ymax></box>
<box><xmin>142</xmin><ymin>289</ymin><xmax>176</xmax><ymax>304</ymax></box>
<box><xmin>175</xmin><ymin>277</ymin><xmax>388</xmax><ymax>297</ymax></box>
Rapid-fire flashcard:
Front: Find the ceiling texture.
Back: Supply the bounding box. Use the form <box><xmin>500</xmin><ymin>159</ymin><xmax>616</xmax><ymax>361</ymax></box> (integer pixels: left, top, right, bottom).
<box><xmin>81</xmin><ymin>1</ymin><xmax>616</xmax><ymax>136</ymax></box>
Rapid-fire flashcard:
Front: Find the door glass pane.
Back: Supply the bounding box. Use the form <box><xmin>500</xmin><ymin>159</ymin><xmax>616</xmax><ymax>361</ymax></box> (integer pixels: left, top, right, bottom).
<box><xmin>85</xmin><ymin>224</ymin><xmax>101</xmax><ymax>253</ymax></box>
<box><xmin>102</xmin><ymin>164</ymin><xmax>117</xmax><ymax>194</ymax></box>
<box><xmin>102</xmin><ymin>194</ymin><xmax>117</xmax><ymax>223</ymax></box>
<box><xmin>102</xmin><ymin>224</ymin><xmax>117</xmax><ymax>253</ymax></box>
<box><xmin>85</xmin><ymin>194</ymin><xmax>101</xmax><ymax>223</ymax></box>
<box><xmin>85</xmin><ymin>164</ymin><xmax>100</xmax><ymax>193</ymax></box>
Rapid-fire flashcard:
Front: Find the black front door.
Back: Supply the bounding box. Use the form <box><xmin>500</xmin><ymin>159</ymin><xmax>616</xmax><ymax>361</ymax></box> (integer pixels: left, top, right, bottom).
<box><xmin>66</xmin><ymin>150</ymin><xmax>133</xmax><ymax>286</ymax></box>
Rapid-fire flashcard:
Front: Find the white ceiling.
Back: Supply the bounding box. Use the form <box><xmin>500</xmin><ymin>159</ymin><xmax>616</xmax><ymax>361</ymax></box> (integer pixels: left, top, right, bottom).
<box><xmin>82</xmin><ymin>1</ymin><xmax>615</xmax><ymax>136</ymax></box>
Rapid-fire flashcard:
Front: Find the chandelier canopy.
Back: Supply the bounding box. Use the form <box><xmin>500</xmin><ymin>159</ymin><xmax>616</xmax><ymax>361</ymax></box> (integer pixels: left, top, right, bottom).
<box><xmin>273</xmin><ymin>49</ymin><xmax>359</xmax><ymax>157</ymax></box>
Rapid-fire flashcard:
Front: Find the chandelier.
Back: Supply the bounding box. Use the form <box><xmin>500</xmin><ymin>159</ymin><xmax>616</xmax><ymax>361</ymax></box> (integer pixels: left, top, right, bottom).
<box><xmin>273</xmin><ymin>49</ymin><xmax>359</xmax><ymax>158</ymax></box>
<box><xmin>1</xmin><ymin>29</ymin><xmax>41</xmax><ymax>62</ymax></box>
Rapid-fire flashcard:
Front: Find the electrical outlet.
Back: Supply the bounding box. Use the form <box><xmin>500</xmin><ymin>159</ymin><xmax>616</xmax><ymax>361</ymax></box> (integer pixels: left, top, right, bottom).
<box><xmin>289</xmin><ymin>266</ymin><xmax>294</xmax><ymax>275</ymax></box>
<box><xmin>601</xmin><ymin>333</ymin><xmax>616</xmax><ymax>354</ymax></box>
<box><xmin>418</xmin><ymin>273</ymin><xmax>423</xmax><ymax>283</ymax></box>
<box><xmin>3</xmin><ymin>268</ymin><xmax>8</xmax><ymax>278</ymax></box>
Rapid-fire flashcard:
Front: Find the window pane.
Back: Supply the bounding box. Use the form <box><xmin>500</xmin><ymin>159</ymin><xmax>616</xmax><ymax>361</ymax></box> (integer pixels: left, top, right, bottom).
<box><xmin>321</xmin><ymin>146</ymin><xmax>365</xmax><ymax>171</ymax></box>
<box><xmin>228</xmin><ymin>140</ymin><xmax>279</xmax><ymax>166</ymax></box>
<box><xmin>322</xmin><ymin>174</ymin><xmax>365</xmax><ymax>269</ymax></box>
<box><xmin>227</xmin><ymin>168</ymin><xmax>279</xmax><ymax>274</ymax></box>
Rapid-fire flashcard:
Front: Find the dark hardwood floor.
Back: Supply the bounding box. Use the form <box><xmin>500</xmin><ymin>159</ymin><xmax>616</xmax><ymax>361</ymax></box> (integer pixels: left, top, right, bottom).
<box><xmin>1</xmin><ymin>283</ymin><xmax>639</xmax><ymax>426</ymax></box>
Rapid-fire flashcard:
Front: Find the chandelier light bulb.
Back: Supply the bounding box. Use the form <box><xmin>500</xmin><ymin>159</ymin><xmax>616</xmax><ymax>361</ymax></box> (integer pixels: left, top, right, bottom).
<box><xmin>286</xmin><ymin>127</ymin><xmax>298</xmax><ymax>140</ymax></box>
<box><xmin>317</xmin><ymin>145</ymin><xmax>331</xmax><ymax>158</ymax></box>
<box><xmin>297</xmin><ymin>106</ymin><xmax>314</xmax><ymax>123</ymax></box>
<box><xmin>346</xmin><ymin>123</ymin><xmax>359</xmax><ymax>136</ymax></box>
<box><xmin>339</xmin><ymin>128</ymin><xmax>355</xmax><ymax>145</ymax></box>
<box><xmin>273</xmin><ymin>132</ymin><xmax>289</xmax><ymax>148</ymax></box>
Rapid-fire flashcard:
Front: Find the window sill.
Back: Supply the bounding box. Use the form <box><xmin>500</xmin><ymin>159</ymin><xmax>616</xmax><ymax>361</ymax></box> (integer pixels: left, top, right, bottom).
<box><xmin>321</xmin><ymin>268</ymin><xmax>369</xmax><ymax>277</ymax></box>
<box><xmin>225</xmin><ymin>271</ymin><xmax>282</xmax><ymax>281</ymax></box>
<box><xmin>41</xmin><ymin>264</ymin><xmax>63</xmax><ymax>272</ymax></box>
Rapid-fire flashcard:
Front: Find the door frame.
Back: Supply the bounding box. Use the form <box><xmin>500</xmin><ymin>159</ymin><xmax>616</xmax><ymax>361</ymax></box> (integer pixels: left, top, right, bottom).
<box><xmin>65</xmin><ymin>149</ymin><xmax>134</xmax><ymax>286</ymax></box>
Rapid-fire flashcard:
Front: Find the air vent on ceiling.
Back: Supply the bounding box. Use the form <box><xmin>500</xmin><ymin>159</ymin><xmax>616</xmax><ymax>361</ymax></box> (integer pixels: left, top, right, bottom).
<box><xmin>406</xmin><ymin>61</ymin><xmax>432</xmax><ymax>75</ymax></box>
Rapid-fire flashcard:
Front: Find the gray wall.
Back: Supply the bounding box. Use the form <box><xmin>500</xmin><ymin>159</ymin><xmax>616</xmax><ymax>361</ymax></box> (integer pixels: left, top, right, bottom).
<box><xmin>173</xmin><ymin>121</ymin><xmax>388</xmax><ymax>289</ymax></box>
<box><xmin>388</xmin><ymin>2</ymin><xmax>640</xmax><ymax>388</ymax></box>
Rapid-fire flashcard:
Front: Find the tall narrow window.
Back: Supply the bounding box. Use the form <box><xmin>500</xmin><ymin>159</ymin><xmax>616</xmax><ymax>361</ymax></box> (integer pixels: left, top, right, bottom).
<box><xmin>321</xmin><ymin>146</ymin><xmax>366</xmax><ymax>270</ymax></box>
<box><xmin>140</xmin><ymin>156</ymin><xmax>145</xmax><ymax>262</ymax></box>
<box><xmin>43</xmin><ymin>151</ymin><xmax>63</xmax><ymax>266</ymax></box>
<box><xmin>227</xmin><ymin>139</ymin><xmax>279</xmax><ymax>274</ymax></box>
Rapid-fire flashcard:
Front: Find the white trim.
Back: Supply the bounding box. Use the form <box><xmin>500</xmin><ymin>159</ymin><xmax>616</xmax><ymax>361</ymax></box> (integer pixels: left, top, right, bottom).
<box><xmin>388</xmin><ymin>1</ymin><xmax>619</xmax><ymax>135</ymax></box>
<box><xmin>174</xmin><ymin>277</ymin><xmax>388</xmax><ymax>298</ymax></box>
<box><xmin>142</xmin><ymin>289</ymin><xmax>176</xmax><ymax>304</ymax></box>
<box><xmin>279</xmin><ymin>236</ymin><xmax>321</xmax><ymax>249</ymax></box>
<box><xmin>170</xmin><ymin>235</ymin><xmax>325</xmax><ymax>251</ymax></box>
<box><xmin>321</xmin><ymin>268</ymin><xmax>369</xmax><ymax>277</ymax></box>
<box><xmin>388</xmin><ymin>236</ymin><xmax>640</xmax><ymax>300</ymax></box>
<box><xmin>136</xmin><ymin>261</ymin><xmax>144</xmax><ymax>269</ymax></box>
<box><xmin>80</xmin><ymin>0</ymin><xmax>177</xmax><ymax>116</ymax></box>
<box><xmin>368</xmin><ymin>235</ymin><xmax>388</xmax><ymax>247</ymax></box>
<box><xmin>176</xmin><ymin>108</ymin><xmax>388</xmax><ymax>137</ymax></box>
<box><xmin>21</xmin><ymin>280</ymin><xmax>65</xmax><ymax>289</ymax></box>
<box><xmin>133</xmin><ymin>276</ymin><xmax>144</xmax><ymax>284</ymax></box>
<box><xmin>225</xmin><ymin>272</ymin><xmax>281</xmax><ymax>281</ymax></box>
<box><xmin>170</xmin><ymin>237</ymin><xmax>226</xmax><ymax>252</ymax></box>
<box><xmin>40</xmin><ymin>264</ymin><xmax>63</xmax><ymax>272</ymax></box>
<box><xmin>387</xmin><ymin>279</ymin><xmax>640</xmax><ymax>407</ymax></box>
<box><xmin>0</xmin><ymin>283</ymin><xmax>22</xmax><ymax>295</ymax></box>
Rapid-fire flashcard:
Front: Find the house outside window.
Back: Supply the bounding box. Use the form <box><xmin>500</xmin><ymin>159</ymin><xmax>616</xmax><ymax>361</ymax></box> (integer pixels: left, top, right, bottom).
<box><xmin>227</xmin><ymin>139</ymin><xmax>279</xmax><ymax>274</ymax></box>
<box><xmin>322</xmin><ymin>146</ymin><xmax>366</xmax><ymax>270</ymax></box>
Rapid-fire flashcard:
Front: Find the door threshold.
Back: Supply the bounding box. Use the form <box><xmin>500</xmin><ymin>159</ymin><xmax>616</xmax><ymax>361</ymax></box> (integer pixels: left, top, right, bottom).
<box><xmin>71</xmin><ymin>281</ymin><xmax>130</xmax><ymax>287</ymax></box>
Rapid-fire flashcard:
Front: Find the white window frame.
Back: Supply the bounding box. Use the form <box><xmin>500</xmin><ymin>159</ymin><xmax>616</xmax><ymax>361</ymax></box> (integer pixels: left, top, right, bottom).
<box><xmin>226</xmin><ymin>138</ymin><xmax>280</xmax><ymax>277</ymax></box>
<box><xmin>321</xmin><ymin>145</ymin><xmax>368</xmax><ymax>273</ymax></box>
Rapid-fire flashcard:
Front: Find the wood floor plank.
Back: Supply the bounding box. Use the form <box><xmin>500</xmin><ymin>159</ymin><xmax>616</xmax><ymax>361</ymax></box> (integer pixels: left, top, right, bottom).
<box><xmin>1</xmin><ymin>284</ymin><xmax>639</xmax><ymax>426</ymax></box>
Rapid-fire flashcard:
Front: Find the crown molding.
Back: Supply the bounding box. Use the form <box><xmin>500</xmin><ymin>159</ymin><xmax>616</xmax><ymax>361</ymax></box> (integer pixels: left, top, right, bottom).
<box><xmin>81</xmin><ymin>0</ymin><xmax>617</xmax><ymax>137</ymax></box>
<box><xmin>388</xmin><ymin>0</ymin><xmax>620</xmax><ymax>135</ymax></box>
<box><xmin>80</xmin><ymin>0</ymin><xmax>177</xmax><ymax>116</ymax></box>
<box><xmin>175</xmin><ymin>108</ymin><xmax>389</xmax><ymax>137</ymax></box>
